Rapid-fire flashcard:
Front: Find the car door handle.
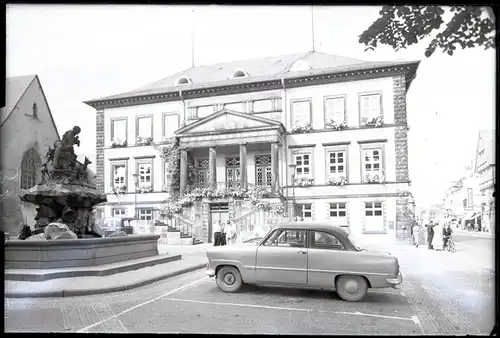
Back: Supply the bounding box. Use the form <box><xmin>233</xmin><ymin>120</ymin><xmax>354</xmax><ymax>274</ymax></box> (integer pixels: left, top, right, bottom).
<box><xmin>297</xmin><ymin>250</ymin><xmax>307</xmax><ymax>254</ymax></box>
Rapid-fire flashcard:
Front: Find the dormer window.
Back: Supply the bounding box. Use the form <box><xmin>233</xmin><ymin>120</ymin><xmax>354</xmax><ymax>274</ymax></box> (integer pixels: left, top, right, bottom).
<box><xmin>175</xmin><ymin>76</ymin><xmax>192</xmax><ymax>86</ymax></box>
<box><xmin>32</xmin><ymin>103</ymin><xmax>38</xmax><ymax>118</ymax></box>
<box><xmin>289</xmin><ymin>60</ymin><xmax>311</xmax><ymax>72</ymax></box>
<box><xmin>231</xmin><ymin>69</ymin><xmax>248</xmax><ymax>78</ymax></box>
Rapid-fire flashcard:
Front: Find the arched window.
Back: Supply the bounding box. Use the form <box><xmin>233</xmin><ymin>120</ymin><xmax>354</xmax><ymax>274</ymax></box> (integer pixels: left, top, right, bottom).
<box><xmin>231</xmin><ymin>69</ymin><xmax>248</xmax><ymax>78</ymax></box>
<box><xmin>32</xmin><ymin>103</ymin><xmax>38</xmax><ymax>118</ymax></box>
<box><xmin>20</xmin><ymin>148</ymin><xmax>41</xmax><ymax>190</ymax></box>
<box><xmin>175</xmin><ymin>76</ymin><xmax>192</xmax><ymax>86</ymax></box>
<box><xmin>289</xmin><ymin>60</ymin><xmax>311</xmax><ymax>72</ymax></box>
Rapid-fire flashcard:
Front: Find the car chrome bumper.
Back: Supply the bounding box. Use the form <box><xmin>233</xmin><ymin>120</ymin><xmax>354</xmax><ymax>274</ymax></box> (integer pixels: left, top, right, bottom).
<box><xmin>385</xmin><ymin>272</ymin><xmax>403</xmax><ymax>286</ymax></box>
<box><xmin>205</xmin><ymin>265</ymin><xmax>215</xmax><ymax>277</ymax></box>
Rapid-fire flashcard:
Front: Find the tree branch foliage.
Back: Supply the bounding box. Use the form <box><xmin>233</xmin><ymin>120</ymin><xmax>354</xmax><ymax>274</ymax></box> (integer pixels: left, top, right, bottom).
<box><xmin>359</xmin><ymin>6</ymin><xmax>496</xmax><ymax>57</ymax></box>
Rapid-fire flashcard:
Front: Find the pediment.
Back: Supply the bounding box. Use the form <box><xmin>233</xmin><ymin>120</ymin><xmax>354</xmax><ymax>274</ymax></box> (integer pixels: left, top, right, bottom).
<box><xmin>176</xmin><ymin>109</ymin><xmax>282</xmax><ymax>135</ymax></box>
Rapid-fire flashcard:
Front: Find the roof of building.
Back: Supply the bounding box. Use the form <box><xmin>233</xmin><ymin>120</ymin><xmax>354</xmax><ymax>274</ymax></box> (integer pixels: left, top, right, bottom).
<box><xmin>1</xmin><ymin>74</ymin><xmax>37</xmax><ymax>126</ymax></box>
<box><xmin>87</xmin><ymin>51</ymin><xmax>419</xmax><ymax>104</ymax></box>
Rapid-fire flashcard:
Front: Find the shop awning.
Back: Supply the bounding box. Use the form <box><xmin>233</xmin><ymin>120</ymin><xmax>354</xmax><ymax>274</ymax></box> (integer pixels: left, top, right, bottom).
<box><xmin>463</xmin><ymin>212</ymin><xmax>477</xmax><ymax>221</ymax></box>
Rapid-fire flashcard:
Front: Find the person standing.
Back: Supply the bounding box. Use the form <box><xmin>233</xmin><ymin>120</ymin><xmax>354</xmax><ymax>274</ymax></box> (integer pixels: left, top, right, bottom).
<box><xmin>213</xmin><ymin>221</ymin><xmax>222</xmax><ymax>246</ymax></box>
<box><xmin>220</xmin><ymin>221</ymin><xmax>226</xmax><ymax>246</ymax></box>
<box><xmin>427</xmin><ymin>222</ymin><xmax>435</xmax><ymax>250</ymax></box>
<box><xmin>412</xmin><ymin>223</ymin><xmax>421</xmax><ymax>247</ymax></box>
<box><xmin>225</xmin><ymin>220</ymin><xmax>233</xmax><ymax>245</ymax></box>
<box><xmin>432</xmin><ymin>221</ymin><xmax>442</xmax><ymax>250</ymax></box>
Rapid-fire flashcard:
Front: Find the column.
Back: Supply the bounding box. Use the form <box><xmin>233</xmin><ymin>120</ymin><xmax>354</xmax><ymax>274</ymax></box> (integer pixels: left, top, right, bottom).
<box><xmin>239</xmin><ymin>143</ymin><xmax>247</xmax><ymax>190</ymax></box>
<box><xmin>180</xmin><ymin>148</ymin><xmax>188</xmax><ymax>196</ymax></box>
<box><xmin>271</xmin><ymin>142</ymin><xmax>279</xmax><ymax>194</ymax></box>
<box><xmin>209</xmin><ymin>147</ymin><xmax>217</xmax><ymax>188</ymax></box>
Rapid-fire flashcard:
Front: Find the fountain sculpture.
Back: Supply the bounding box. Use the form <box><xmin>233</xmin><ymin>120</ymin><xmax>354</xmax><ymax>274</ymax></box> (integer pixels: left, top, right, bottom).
<box><xmin>19</xmin><ymin>126</ymin><xmax>106</xmax><ymax>240</ymax></box>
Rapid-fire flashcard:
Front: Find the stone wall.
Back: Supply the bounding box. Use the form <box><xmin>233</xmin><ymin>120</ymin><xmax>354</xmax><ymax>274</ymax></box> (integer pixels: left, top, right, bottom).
<box><xmin>393</xmin><ymin>74</ymin><xmax>410</xmax><ymax>183</ymax></box>
<box><xmin>95</xmin><ymin>109</ymin><xmax>105</xmax><ymax>194</ymax></box>
<box><xmin>396</xmin><ymin>196</ymin><xmax>412</xmax><ymax>240</ymax></box>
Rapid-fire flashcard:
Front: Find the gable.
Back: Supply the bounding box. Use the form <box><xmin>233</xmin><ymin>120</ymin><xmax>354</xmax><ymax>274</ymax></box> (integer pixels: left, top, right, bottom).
<box><xmin>177</xmin><ymin>109</ymin><xmax>281</xmax><ymax>135</ymax></box>
<box><xmin>1</xmin><ymin>75</ymin><xmax>36</xmax><ymax>126</ymax></box>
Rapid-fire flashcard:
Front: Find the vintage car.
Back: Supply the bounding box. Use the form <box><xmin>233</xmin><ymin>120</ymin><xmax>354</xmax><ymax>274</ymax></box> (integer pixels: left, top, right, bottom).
<box><xmin>206</xmin><ymin>222</ymin><xmax>402</xmax><ymax>302</ymax></box>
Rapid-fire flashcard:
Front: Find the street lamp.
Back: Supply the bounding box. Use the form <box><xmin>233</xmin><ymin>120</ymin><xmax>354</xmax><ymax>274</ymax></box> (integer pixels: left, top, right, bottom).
<box><xmin>288</xmin><ymin>163</ymin><xmax>297</xmax><ymax>220</ymax></box>
<box><xmin>132</xmin><ymin>173</ymin><xmax>140</xmax><ymax>220</ymax></box>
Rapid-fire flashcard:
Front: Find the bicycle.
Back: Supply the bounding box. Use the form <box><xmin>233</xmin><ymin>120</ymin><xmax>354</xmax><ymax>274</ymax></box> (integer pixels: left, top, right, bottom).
<box><xmin>444</xmin><ymin>237</ymin><xmax>455</xmax><ymax>253</ymax></box>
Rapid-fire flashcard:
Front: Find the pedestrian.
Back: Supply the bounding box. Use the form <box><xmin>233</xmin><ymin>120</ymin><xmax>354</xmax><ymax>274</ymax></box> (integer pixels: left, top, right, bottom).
<box><xmin>412</xmin><ymin>222</ymin><xmax>421</xmax><ymax>247</ymax></box>
<box><xmin>432</xmin><ymin>221</ymin><xmax>442</xmax><ymax>250</ymax></box>
<box><xmin>213</xmin><ymin>221</ymin><xmax>222</xmax><ymax>246</ymax></box>
<box><xmin>427</xmin><ymin>222</ymin><xmax>435</xmax><ymax>250</ymax></box>
<box><xmin>220</xmin><ymin>221</ymin><xmax>226</xmax><ymax>246</ymax></box>
<box><xmin>225</xmin><ymin>220</ymin><xmax>233</xmax><ymax>245</ymax></box>
<box><xmin>442</xmin><ymin>222</ymin><xmax>453</xmax><ymax>250</ymax></box>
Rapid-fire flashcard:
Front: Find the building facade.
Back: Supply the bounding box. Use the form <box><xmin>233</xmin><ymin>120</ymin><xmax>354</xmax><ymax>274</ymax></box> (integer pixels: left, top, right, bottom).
<box><xmin>475</xmin><ymin>129</ymin><xmax>495</xmax><ymax>232</ymax></box>
<box><xmin>85</xmin><ymin>51</ymin><xmax>420</xmax><ymax>245</ymax></box>
<box><xmin>0</xmin><ymin>75</ymin><xmax>61</xmax><ymax>236</ymax></box>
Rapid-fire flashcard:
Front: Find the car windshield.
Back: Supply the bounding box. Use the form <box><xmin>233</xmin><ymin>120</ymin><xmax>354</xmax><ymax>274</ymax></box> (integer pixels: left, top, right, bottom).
<box><xmin>347</xmin><ymin>234</ymin><xmax>363</xmax><ymax>251</ymax></box>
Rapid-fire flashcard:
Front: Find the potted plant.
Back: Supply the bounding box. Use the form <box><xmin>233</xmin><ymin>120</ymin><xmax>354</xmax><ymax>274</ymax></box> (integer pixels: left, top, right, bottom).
<box><xmin>327</xmin><ymin>175</ymin><xmax>348</xmax><ymax>186</ymax></box>
<box><xmin>111</xmin><ymin>139</ymin><xmax>127</xmax><ymax>148</ymax></box>
<box><xmin>325</xmin><ymin>119</ymin><xmax>348</xmax><ymax>130</ymax></box>
<box><xmin>110</xmin><ymin>184</ymin><xmax>127</xmax><ymax>194</ymax></box>
<box><xmin>136</xmin><ymin>136</ymin><xmax>153</xmax><ymax>146</ymax></box>
<box><xmin>361</xmin><ymin>116</ymin><xmax>384</xmax><ymax>127</ymax></box>
<box><xmin>294</xmin><ymin>176</ymin><xmax>314</xmax><ymax>187</ymax></box>
<box><xmin>291</xmin><ymin>122</ymin><xmax>313</xmax><ymax>133</ymax></box>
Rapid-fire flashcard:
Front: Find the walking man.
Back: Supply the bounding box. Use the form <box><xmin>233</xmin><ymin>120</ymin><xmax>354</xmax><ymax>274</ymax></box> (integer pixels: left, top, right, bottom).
<box><xmin>427</xmin><ymin>222</ymin><xmax>435</xmax><ymax>250</ymax></box>
<box><xmin>412</xmin><ymin>222</ymin><xmax>421</xmax><ymax>247</ymax></box>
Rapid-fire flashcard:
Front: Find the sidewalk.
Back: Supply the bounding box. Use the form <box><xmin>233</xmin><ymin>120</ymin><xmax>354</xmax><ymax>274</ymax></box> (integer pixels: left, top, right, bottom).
<box><xmin>453</xmin><ymin>228</ymin><xmax>494</xmax><ymax>239</ymax></box>
<box><xmin>5</xmin><ymin>250</ymin><xmax>208</xmax><ymax>298</ymax></box>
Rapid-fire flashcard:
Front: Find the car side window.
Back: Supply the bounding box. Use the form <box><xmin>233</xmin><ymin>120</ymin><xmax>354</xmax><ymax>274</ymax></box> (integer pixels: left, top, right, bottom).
<box><xmin>311</xmin><ymin>231</ymin><xmax>344</xmax><ymax>250</ymax></box>
<box><xmin>263</xmin><ymin>229</ymin><xmax>306</xmax><ymax>248</ymax></box>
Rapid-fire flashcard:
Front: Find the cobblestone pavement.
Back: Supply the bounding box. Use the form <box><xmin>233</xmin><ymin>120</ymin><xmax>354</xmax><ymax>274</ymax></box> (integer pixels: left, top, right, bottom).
<box><xmin>5</xmin><ymin>236</ymin><xmax>495</xmax><ymax>334</ymax></box>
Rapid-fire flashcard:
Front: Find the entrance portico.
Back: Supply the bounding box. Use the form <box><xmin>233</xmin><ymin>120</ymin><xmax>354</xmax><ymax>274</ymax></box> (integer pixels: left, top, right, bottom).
<box><xmin>175</xmin><ymin>109</ymin><xmax>285</xmax><ymax>195</ymax></box>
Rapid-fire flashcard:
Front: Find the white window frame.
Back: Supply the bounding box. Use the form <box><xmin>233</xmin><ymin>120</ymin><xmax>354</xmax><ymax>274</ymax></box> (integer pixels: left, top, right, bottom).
<box><xmin>110</xmin><ymin>117</ymin><xmax>128</xmax><ymax>143</ymax></box>
<box><xmin>136</xmin><ymin>115</ymin><xmax>153</xmax><ymax>139</ymax></box>
<box><xmin>326</xmin><ymin>147</ymin><xmax>348</xmax><ymax>178</ymax></box>
<box><xmin>359</xmin><ymin>92</ymin><xmax>383</xmax><ymax>122</ymax></box>
<box><xmin>296</xmin><ymin>203</ymin><xmax>312</xmax><ymax>221</ymax></box>
<box><xmin>255</xmin><ymin>154</ymin><xmax>272</xmax><ymax>187</ymax></box>
<box><xmin>324</xmin><ymin>95</ymin><xmax>346</xmax><ymax>126</ymax></box>
<box><xmin>293</xmin><ymin>152</ymin><xmax>312</xmax><ymax>177</ymax></box>
<box><xmin>113</xmin><ymin>208</ymin><xmax>127</xmax><ymax>218</ymax></box>
<box><xmin>291</xmin><ymin>98</ymin><xmax>312</xmax><ymax>127</ymax></box>
<box><xmin>364</xmin><ymin>201</ymin><xmax>385</xmax><ymax>233</ymax></box>
<box><xmin>138</xmin><ymin>208</ymin><xmax>153</xmax><ymax>221</ymax></box>
<box><xmin>163</xmin><ymin>113</ymin><xmax>180</xmax><ymax>139</ymax></box>
<box><xmin>110</xmin><ymin>161</ymin><xmax>128</xmax><ymax>190</ymax></box>
<box><xmin>329</xmin><ymin>202</ymin><xmax>347</xmax><ymax>226</ymax></box>
<box><xmin>136</xmin><ymin>160</ymin><xmax>153</xmax><ymax>188</ymax></box>
<box><xmin>360</xmin><ymin>144</ymin><xmax>385</xmax><ymax>179</ymax></box>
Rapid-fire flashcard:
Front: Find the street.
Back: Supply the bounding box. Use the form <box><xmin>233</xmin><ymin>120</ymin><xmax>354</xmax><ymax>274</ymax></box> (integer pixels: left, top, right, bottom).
<box><xmin>5</xmin><ymin>234</ymin><xmax>495</xmax><ymax>335</ymax></box>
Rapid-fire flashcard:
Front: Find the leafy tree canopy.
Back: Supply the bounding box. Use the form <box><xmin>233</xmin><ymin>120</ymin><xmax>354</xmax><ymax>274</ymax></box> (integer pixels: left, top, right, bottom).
<box><xmin>359</xmin><ymin>6</ymin><xmax>496</xmax><ymax>57</ymax></box>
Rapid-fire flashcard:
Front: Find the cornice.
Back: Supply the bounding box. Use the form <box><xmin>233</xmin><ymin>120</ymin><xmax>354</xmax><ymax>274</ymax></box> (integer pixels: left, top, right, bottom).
<box><xmin>86</xmin><ymin>63</ymin><xmax>419</xmax><ymax>110</ymax></box>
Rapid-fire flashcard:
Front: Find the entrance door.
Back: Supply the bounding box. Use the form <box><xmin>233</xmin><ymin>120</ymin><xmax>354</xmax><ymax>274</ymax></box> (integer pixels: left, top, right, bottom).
<box><xmin>209</xmin><ymin>203</ymin><xmax>229</xmax><ymax>243</ymax></box>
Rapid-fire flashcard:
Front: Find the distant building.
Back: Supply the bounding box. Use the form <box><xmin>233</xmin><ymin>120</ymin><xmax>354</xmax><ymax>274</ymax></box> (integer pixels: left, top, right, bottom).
<box><xmin>0</xmin><ymin>75</ymin><xmax>60</xmax><ymax>235</ymax></box>
<box><xmin>443</xmin><ymin>160</ymin><xmax>483</xmax><ymax>228</ymax></box>
<box><xmin>85</xmin><ymin>51</ymin><xmax>420</xmax><ymax>245</ymax></box>
<box><xmin>474</xmin><ymin>129</ymin><xmax>495</xmax><ymax>231</ymax></box>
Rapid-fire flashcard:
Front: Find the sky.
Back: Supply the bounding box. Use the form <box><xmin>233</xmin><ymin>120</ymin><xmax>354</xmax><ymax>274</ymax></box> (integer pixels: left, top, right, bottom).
<box><xmin>6</xmin><ymin>5</ymin><xmax>496</xmax><ymax>207</ymax></box>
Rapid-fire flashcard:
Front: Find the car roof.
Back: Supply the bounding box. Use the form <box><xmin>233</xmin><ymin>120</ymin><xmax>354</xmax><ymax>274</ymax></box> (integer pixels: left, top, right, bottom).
<box><xmin>272</xmin><ymin>222</ymin><xmax>349</xmax><ymax>237</ymax></box>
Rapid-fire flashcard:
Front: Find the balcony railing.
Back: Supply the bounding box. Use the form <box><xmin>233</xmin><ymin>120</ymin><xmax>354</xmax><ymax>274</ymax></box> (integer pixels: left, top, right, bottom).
<box><xmin>187</xmin><ymin>182</ymin><xmax>273</xmax><ymax>193</ymax></box>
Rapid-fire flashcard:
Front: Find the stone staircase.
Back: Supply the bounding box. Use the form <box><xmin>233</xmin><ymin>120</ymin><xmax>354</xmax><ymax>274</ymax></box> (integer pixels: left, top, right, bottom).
<box><xmin>233</xmin><ymin>204</ymin><xmax>288</xmax><ymax>242</ymax></box>
<box><xmin>155</xmin><ymin>217</ymin><xmax>203</xmax><ymax>245</ymax></box>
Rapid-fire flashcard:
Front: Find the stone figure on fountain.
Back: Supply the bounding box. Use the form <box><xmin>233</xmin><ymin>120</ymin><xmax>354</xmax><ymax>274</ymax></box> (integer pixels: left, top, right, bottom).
<box><xmin>18</xmin><ymin>126</ymin><xmax>107</xmax><ymax>240</ymax></box>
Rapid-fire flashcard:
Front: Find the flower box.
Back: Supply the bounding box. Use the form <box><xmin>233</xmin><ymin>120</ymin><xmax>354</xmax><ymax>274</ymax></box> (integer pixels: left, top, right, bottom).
<box><xmin>364</xmin><ymin>171</ymin><xmax>386</xmax><ymax>184</ymax></box>
<box><xmin>294</xmin><ymin>176</ymin><xmax>314</xmax><ymax>187</ymax></box>
<box><xmin>110</xmin><ymin>184</ymin><xmax>127</xmax><ymax>195</ymax></box>
<box><xmin>325</xmin><ymin>119</ymin><xmax>347</xmax><ymax>130</ymax></box>
<box><xmin>111</xmin><ymin>139</ymin><xmax>127</xmax><ymax>148</ymax></box>
<box><xmin>137</xmin><ymin>184</ymin><xmax>153</xmax><ymax>193</ymax></box>
<box><xmin>291</xmin><ymin>122</ymin><xmax>313</xmax><ymax>134</ymax></box>
<box><xmin>327</xmin><ymin>175</ymin><xmax>348</xmax><ymax>186</ymax></box>
<box><xmin>361</xmin><ymin>116</ymin><xmax>384</xmax><ymax>127</ymax></box>
<box><xmin>136</xmin><ymin>136</ymin><xmax>153</xmax><ymax>146</ymax></box>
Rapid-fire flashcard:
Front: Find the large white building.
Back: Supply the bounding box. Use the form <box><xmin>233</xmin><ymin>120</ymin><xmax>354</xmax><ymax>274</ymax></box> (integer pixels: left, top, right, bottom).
<box><xmin>85</xmin><ymin>51</ymin><xmax>420</xmax><ymax>245</ymax></box>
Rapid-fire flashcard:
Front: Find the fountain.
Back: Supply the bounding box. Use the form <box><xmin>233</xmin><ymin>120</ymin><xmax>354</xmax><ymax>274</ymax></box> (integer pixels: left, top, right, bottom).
<box><xmin>5</xmin><ymin>127</ymin><xmax>162</xmax><ymax>270</ymax></box>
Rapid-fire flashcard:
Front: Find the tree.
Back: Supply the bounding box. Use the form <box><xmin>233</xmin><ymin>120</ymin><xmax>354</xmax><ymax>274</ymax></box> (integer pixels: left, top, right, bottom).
<box><xmin>359</xmin><ymin>6</ymin><xmax>496</xmax><ymax>57</ymax></box>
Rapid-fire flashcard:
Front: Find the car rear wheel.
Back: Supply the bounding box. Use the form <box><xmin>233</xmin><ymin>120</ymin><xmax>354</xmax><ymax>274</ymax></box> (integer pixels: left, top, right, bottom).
<box><xmin>216</xmin><ymin>266</ymin><xmax>243</xmax><ymax>293</ymax></box>
<box><xmin>336</xmin><ymin>275</ymin><xmax>368</xmax><ymax>302</ymax></box>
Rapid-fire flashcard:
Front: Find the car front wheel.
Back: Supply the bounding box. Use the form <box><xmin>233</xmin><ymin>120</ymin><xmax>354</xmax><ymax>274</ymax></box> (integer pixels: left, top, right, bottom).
<box><xmin>336</xmin><ymin>275</ymin><xmax>368</xmax><ymax>302</ymax></box>
<box><xmin>216</xmin><ymin>266</ymin><xmax>243</xmax><ymax>293</ymax></box>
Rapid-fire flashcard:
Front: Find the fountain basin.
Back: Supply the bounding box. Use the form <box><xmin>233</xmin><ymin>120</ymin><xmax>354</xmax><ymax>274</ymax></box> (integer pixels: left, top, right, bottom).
<box><xmin>5</xmin><ymin>234</ymin><xmax>160</xmax><ymax>269</ymax></box>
